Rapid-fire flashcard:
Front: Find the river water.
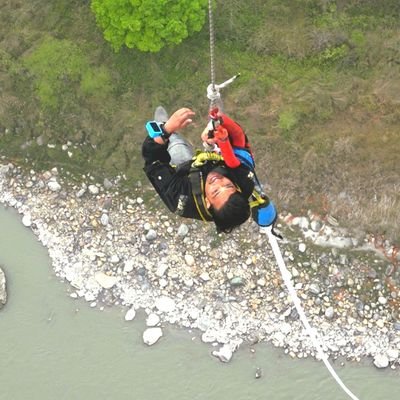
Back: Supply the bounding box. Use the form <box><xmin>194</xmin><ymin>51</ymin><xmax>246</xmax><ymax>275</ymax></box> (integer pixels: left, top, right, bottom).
<box><xmin>0</xmin><ymin>204</ymin><xmax>398</xmax><ymax>400</ymax></box>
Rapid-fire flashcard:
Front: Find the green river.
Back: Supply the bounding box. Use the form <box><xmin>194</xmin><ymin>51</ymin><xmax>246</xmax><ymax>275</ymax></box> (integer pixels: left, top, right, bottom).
<box><xmin>0</xmin><ymin>205</ymin><xmax>398</xmax><ymax>400</ymax></box>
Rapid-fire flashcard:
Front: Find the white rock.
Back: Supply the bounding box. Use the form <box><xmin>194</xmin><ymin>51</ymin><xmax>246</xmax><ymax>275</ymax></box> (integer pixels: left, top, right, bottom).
<box><xmin>143</xmin><ymin>327</ymin><xmax>163</xmax><ymax>346</ymax></box>
<box><xmin>310</xmin><ymin>220</ymin><xmax>322</xmax><ymax>232</ymax></box>
<box><xmin>124</xmin><ymin>307</ymin><xmax>136</xmax><ymax>321</ymax></box>
<box><xmin>110</xmin><ymin>255</ymin><xmax>120</xmax><ymax>264</ymax></box>
<box><xmin>155</xmin><ymin>264</ymin><xmax>169</xmax><ymax>277</ymax></box>
<box><xmin>325</xmin><ymin>306</ymin><xmax>335</xmax><ymax>319</ymax></box>
<box><xmin>378</xmin><ymin>296</ymin><xmax>387</xmax><ymax>305</ymax></box>
<box><xmin>298</xmin><ymin>243</ymin><xmax>306</xmax><ymax>253</ymax></box>
<box><xmin>42</xmin><ymin>171</ymin><xmax>52</xmax><ymax>180</ymax></box>
<box><xmin>200</xmin><ymin>272</ymin><xmax>210</xmax><ymax>281</ymax></box>
<box><xmin>202</xmin><ymin>330</ymin><xmax>217</xmax><ymax>343</ymax></box>
<box><xmin>146</xmin><ymin>313</ymin><xmax>160</xmax><ymax>327</ymax></box>
<box><xmin>184</xmin><ymin>254</ymin><xmax>195</xmax><ymax>266</ymax></box>
<box><xmin>88</xmin><ymin>185</ymin><xmax>99</xmax><ymax>195</ymax></box>
<box><xmin>184</xmin><ymin>278</ymin><xmax>194</xmax><ymax>287</ymax></box>
<box><xmin>155</xmin><ymin>296</ymin><xmax>176</xmax><ymax>313</ymax></box>
<box><xmin>76</xmin><ymin>188</ymin><xmax>86</xmax><ymax>198</ymax></box>
<box><xmin>387</xmin><ymin>349</ymin><xmax>399</xmax><ymax>361</ymax></box>
<box><xmin>48</xmin><ymin>181</ymin><xmax>61</xmax><ymax>192</ymax></box>
<box><xmin>22</xmin><ymin>214</ymin><xmax>32</xmax><ymax>227</ymax></box>
<box><xmin>373</xmin><ymin>354</ymin><xmax>389</xmax><ymax>369</ymax></box>
<box><xmin>212</xmin><ymin>345</ymin><xmax>233</xmax><ymax>363</ymax></box>
<box><xmin>94</xmin><ymin>271</ymin><xmax>118</xmax><ymax>289</ymax></box>
<box><xmin>177</xmin><ymin>224</ymin><xmax>189</xmax><ymax>237</ymax></box>
<box><xmin>100</xmin><ymin>214</ymin><xmax>109</xmax><ymax>226</ymax></box>
<box><xmin>124</xmin><ymin>260</ymin><xmax>134</xmax><ymax>273</ymax></box>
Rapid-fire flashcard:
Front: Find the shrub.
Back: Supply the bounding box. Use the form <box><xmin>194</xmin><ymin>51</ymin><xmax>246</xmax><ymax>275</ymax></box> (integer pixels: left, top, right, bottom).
<box><xmin>91</xmin><ymin>0</ymin><xmax>208</xmax><ymax>52</ymax></box>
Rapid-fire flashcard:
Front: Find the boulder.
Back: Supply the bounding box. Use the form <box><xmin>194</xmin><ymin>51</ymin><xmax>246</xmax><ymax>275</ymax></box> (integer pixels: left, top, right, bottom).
<box><xmin>373</xmin><ymin>354</ymin><xmax>389</xmax><ymax>369</ymax></box>
<box><xmin>0</xmin><ymin>267</ymin><xmax>7</xmax><ymax>309</ymax></box>
<box><xmin>143</xmin><ymin>327</ymin><xmax>163</xmax><ymax>346</ymax></box>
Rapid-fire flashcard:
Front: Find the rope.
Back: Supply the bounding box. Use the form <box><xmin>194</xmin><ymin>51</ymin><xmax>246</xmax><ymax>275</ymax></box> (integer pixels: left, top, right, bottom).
<box><xmin>264</xmin><ymin>226</ymin><xmax>360</xmax><ymax>400</ymax></box>
<box><xmin>208</xmin><ymin>0</ymin><xmax>216</xmax><ymax>96</ymax></box>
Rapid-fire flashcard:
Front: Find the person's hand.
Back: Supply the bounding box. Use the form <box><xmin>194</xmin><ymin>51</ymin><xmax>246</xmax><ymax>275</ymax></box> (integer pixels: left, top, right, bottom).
<box><xmin>214</xmin><ymin>126</ymin><xmax>228</xmax><ymax>142</ymax></box>
<box><xmin>201</xmin><ymin>126</ymin><xmax>216</xmax><ymax>145</ymax></box>
<box><xmin>163</xmin><ymin>108</ymin><xmax>195</xmax><ymax>134</ymax></box>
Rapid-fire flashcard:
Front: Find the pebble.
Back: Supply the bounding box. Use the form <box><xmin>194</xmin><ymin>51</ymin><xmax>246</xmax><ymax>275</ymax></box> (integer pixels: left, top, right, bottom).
<box><xmin>378</xmin><ymin>297</ymin><xmax>387</xmax><ymax>305</ymax></box>
<box><xmin>143</xmin><ymin>327</ymin><xmax>163</xmax><ymax>346</ymax></box>
<box><xmin>200</xmin><ymin>272</ymin><xmax>210</xmax><ymax>282</ymax></box>
<box><xmin>373</xmin><ymin>354</ymin><xmax>389</xmax><ymax>369</ymax></box>
<box><xmin>88</xmin><ymin>185</ymin><xmax>99</xmax><ymax>195</ymax></box>
<box><xmin>22</xmin><ymin>214</ymin><xmax>32</xmax><ymax>227</ymax></box>
<box><xmin>309</xmin><ymin>283</ymin><xmax>320</xmax><ymax>295</ymax></box>
<box><xmin>298</xmin><ymin>243</ymin><xmax>306</xmax><ymax>253</ymax></box>
<box><xmin>184</xmin><ymin>254</ymin><xmax>195</xmax><ymax>266</ymax></box>
<box><xmin>212</xmin><ymin>345</ymin><xmax>233</xmax><ymax>363</ymax></box>
<box><xmin>146</xmin><ymin>313</ymin><xmax>160</xmax><ymax>327</ymax></box>
<box><xmin>155</xmin><ymin>296</ymin><xmax>175</xmax><ymax>313</ymax></box>
<box><xmin>124</xmin><ymin>307</ymin><xmax>136</xmax><ymax>321</ymax></box>
<box><xmin>325</xmin><ymin>307</ymin><xmax>334</xmax><ymax>320</ymax></box>
<box><xmin>100</xmin><ymin>214</ymin><xmax>109</xmax><ymax>226</ymax></box>
<box><xmin>48</xmin><ymin>181</ymin><xmax>61</xmax><ymax>192</ymax></box>
<box><xmin>155</xmin><ymin>264</ymin><xmax>169</xmax><ymax>278</ymax></box>
<box><xmin>177</xmin><ymin>224</ymin><xmax>189</xmax><ymax>237</ymax></box>
<box><xmin>123</xmin><ymin>260</ymin><xmax>134</xmax><ymax>273</ymax></box>
<box><xmin>146</xmin><ymin>230</ymin><xmax>157</xmax><ymax>241</ymax></box>
<box><xmin>94</xmin><ymin>272</ymin><xmax>118</xmax><ymax>289</ymax></box>
<box><xmin>230</xmin><ymin>277</ymin><xmax>245</xmax><ymax>287</ymax></box>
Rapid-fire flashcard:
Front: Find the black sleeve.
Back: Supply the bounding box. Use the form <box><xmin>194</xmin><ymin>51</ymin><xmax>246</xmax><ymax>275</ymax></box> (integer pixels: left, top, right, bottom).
<box><xmin>142</xmin><ymin>136</ymin><xmax>171</xmax><ymax>166</ymax></box>
<box><xmin>142</xmin><ymin>137</ymin><xmax>193</xmax><ymax>214</ymax></box>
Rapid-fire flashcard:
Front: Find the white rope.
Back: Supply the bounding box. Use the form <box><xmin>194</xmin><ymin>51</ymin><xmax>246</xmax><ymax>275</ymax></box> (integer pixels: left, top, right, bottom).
<box><xmin>264</xmin><ymin>226</ymin><xmax>360</xmax><ymax>400</ymax></box>
<box><xmin>208</xmin><ymin>0</ymin><xmax>216</xmax><ymax>101</ymax></box>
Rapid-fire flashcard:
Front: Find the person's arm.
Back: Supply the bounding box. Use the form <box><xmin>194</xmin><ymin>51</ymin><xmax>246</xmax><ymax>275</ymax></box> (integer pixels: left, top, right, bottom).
<box><xmin>219</xmin><ymin>113</ymin><xmax>247</xmax><ymax>148</ymax></box>
<box><xmin>142</xmin><ymin>107</ymin><xmax>196</xmax><ymax>165</ymax></box>
<box><xmin>214</xmin><ymin>126</ymin><xmax>241</xmax><ymax>168</ymax></box>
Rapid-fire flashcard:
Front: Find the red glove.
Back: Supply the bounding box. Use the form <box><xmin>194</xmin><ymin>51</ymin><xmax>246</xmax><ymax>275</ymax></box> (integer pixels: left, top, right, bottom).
<box><xmin>209</xmin><ymin>107</ymin><xmax>220</xmax><ymax>120</ymax></box>
<box><xmin>214</xmin><ymin>126</ymin><xmax>228</xmax><ymax>142</ymax></box>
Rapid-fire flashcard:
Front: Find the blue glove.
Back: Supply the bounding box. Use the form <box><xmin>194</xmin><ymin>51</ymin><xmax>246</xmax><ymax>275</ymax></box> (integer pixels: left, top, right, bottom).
<box><xmin>252</xmin><ymin>200</ymin><xmax>277</xmax><ymax>227</ymax></box>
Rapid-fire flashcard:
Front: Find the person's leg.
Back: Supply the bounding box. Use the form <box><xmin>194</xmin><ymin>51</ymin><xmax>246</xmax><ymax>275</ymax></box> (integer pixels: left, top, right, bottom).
<box><xmin>167</xmin><ymin>134</ymin><xmax>194</xmax><ymax>165</ymax></box>
<box><xmin>154</xmin><ymin>106</ymin><xmax>169</xmax><ymax>123</ymax></box>
<box><xmin>154</xmin><ymin>106</ymin><xmax>193</xmax><ymax>165</ymax></box>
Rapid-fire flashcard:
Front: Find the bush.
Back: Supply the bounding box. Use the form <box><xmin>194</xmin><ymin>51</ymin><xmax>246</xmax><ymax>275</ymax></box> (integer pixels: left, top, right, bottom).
<box><xmin>91</xmin><ymin>0</ymin><xmax>208</xmax><ymax>52</ymax></box>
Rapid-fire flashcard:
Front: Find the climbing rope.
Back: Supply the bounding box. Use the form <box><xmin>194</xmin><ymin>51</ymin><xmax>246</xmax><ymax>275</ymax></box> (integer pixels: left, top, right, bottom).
<box><xmin>207</xmin><ymin>0</ymin><xmax>239</xmax><ymax>110</ymax></box>
<box><xmin>208</xmin><ymin>0</ymin><xmax>217</xmax><ymax>101</ymax></box>
<box><xmin>264</xmin><ymin>226</ymin><xmax>360</xmax><ymax>400</ymax></box>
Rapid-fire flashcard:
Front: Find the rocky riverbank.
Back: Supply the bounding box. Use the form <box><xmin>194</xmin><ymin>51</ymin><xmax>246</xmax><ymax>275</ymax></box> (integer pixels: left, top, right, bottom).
<box><xmin>0</xmin><ymin>161</ymin><xmax>399</xmax><ymax>369</ymax></box>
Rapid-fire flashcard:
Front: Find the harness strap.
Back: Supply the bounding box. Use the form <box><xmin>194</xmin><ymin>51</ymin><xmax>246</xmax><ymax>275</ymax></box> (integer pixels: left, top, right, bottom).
<box><xmin>189</xmin><ymin>169</ymin><xmax>213</xmax><ymax>222</ymax></box>
<box><xmin>249</xmin><ymin>189</ymin><xmax>268</xmax><ymax>208</ymax></box>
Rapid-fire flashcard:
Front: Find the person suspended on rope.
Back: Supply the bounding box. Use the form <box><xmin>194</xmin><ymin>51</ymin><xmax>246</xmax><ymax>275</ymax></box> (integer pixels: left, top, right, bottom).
<box><xmin>142</xmin><ymin>106</ymin><xmax>277</xmax><ymax>233</ymax></box>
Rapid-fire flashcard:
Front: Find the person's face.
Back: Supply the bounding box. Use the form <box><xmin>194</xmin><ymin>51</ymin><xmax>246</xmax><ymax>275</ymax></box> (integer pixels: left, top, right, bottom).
<box><xmin>204</xmin><ymin>171</ymin><xmax>237</xmax><ymax>210</ymax></box>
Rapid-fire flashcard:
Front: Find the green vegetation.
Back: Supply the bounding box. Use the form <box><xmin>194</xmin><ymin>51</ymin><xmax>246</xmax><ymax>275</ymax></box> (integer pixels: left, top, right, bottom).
<box><xmin>91</xmin><ymin>0</ymin><xmax>208</xmax><ymax>52</ymax></box>
<box><xmin>0</xmin><ymin>0</ymin><xmax>399</xmax><ymax>243</ymax></box>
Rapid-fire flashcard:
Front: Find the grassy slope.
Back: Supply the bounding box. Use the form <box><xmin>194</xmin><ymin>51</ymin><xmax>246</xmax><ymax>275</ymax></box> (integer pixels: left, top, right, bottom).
<box><xmin>0</xmin><ymin>0</ymin><xmax>399</xmax><ymax>243</ymax></box>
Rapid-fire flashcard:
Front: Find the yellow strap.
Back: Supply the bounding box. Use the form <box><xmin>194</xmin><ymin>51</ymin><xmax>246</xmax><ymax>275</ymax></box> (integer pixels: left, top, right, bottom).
<box><xmin>250</xmin><ymin>190</ymin><xmax>267</xmax><ymax>208</ymax></box>
<box><xmin>191</xmin><ymin>151</ymin><xmax>224</xmax><ymax>167</ymax></box>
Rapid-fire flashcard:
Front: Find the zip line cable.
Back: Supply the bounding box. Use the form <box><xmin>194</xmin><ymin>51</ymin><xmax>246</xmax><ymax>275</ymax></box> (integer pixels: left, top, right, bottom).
<box><xmin>264</xmin><ymin>226</ymin><xmax>360</xmax><ymax>400</ymax></box>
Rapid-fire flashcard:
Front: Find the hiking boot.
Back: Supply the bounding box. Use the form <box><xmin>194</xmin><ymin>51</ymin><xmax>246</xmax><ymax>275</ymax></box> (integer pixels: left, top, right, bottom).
<box><xmin>154</xmin><ymin>106</ymin><xmax>169</xmax><ymax>123</ymax></box>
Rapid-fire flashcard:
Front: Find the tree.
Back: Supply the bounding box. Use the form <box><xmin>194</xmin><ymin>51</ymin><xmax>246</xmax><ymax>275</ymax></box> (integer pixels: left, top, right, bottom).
<box><xmin>91</xmin><ymin>0</ymin><xmax>209</xmax><ymax>52</ymax></box>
